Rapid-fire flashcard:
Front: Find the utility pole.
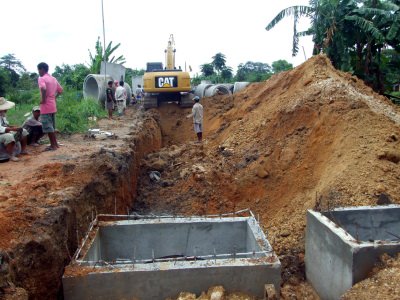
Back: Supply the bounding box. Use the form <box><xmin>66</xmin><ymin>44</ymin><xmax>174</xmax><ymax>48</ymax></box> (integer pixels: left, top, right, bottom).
<box><xmin>101</xmin><ymin>0</ymin><xmax>107</xmax><ymax>89</ymax></box>
<box><xmin>302</xmin><ymin>46</ymin><xmax>307</xmax><ymax>62</ymax></box>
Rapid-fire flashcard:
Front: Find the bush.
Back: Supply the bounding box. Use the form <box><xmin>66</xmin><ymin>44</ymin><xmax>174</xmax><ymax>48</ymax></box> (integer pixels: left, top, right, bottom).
<box><xmin>6</xmin><ymin>89</ymin><xmax>106</xmax><ymax>133</ymax></box>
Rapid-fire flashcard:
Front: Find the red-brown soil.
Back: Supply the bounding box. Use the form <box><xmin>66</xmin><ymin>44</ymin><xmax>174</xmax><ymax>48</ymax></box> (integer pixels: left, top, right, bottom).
<box><xmin>0</xmin><ymin>54</ymin><xmax>399</xmax><ymax>299</ymax></box>
<box><xmin>136</xmin><ymin>55</ymin><xmax>400</xmax><ymax>299</ymax></box>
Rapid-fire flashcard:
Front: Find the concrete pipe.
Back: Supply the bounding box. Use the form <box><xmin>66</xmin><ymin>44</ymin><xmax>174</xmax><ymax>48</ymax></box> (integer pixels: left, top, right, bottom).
<box><xmin>233</xmin><ymin>82</ymin><xmax>250</xmax><ymax>94</ymax></box>
<box><xmin>194</xmin><ymin>83</ymin><xmax>213</xmax><ymax>98</ymax></box>
<box><xmin>123</xmin><ymin>82</ymin><xmax>132</xmax><ymax>105</ymax></box>
<box><xmin>223</xmin><ymin>83</ymin><xmax>234</xmax><ymax>94</ymax></box>
<box><xmin>83</xmin><ymin>74</ymin><xmax>113</xmax><ymax>103</ymax></box>
<box><xmin>204</xmin><ymin>84</ymin><xmax>232</xmax><ymax>98</ymax></box>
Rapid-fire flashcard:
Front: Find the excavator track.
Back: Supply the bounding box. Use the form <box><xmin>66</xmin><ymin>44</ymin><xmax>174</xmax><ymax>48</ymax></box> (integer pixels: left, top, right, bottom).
<box><xmin>143</xmin><ymin>93</ymin><xmax>158</xmax><ymax>109</ymax></box>
<box><xmin>179</xmin><ymin>93</ymin><xmax>193</xmax><ymax>108</ymax></box>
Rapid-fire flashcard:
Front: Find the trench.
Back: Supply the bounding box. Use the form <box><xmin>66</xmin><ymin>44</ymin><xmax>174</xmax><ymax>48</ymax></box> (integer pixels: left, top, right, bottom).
<box><xmin>2</xmin><ymin>112</ymin><xmax>163</xmax><ymax>299</ymax></box>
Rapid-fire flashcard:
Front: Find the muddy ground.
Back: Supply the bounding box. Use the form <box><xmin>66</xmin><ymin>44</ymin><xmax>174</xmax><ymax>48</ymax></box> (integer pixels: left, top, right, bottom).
<box><xmin>0</xmin><ymin>54</ymin><xmax>399</xmax><ymax>299</ymax></box>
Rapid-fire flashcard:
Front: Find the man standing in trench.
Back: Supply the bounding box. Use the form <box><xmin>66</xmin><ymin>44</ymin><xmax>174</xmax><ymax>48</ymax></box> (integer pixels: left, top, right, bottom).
<box><xmin>115</xmin><ymin>81</ymin><xmax>127</xmax><ymax>116</ymax></box>
<box><xmin>37</xmin><ymin>62</ymin><xmax>63</xmax><ymax>151</ymax></box>
<box><xmin>187</xmin><ymin>96</ymin><xmax>203</xmax><ymax>142</ymax></box>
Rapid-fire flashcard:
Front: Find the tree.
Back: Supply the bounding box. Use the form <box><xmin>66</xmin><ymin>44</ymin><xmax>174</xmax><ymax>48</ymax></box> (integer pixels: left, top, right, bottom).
<box><xmin>53</xmin><ymin>64</ymin><xmax>90</xmax><ymax>90</ymax></box>
<box><xmin>266</xmin><ymin>5</ymin><xmax>314</xmax><ymax>56</ymax></box>
<box><xmin>265</xmin><ymin>0</ymin><xmax>400</xmax><ymax>93</ymax></box>
<box><xmin>0</xmin><ymin>67</ymin><xmax>10</xmax><ymax>95</ymax></box>
<box><xmin>0</xmin><ymin>54</ymin><xmax>26</xmax><ymax>74</ymax></box>
<box><xmin>0</xmin><ymin>54</ymin><xmax>26</xmax><ymax>87</ymax></box>
<box><xmin>200</xmin><ymin>63</ymin><xmax>215</xmax><ymax>77</ymax></box>
<box><xmin>272</xmin><ymin>60</ymin><xmax>293</xmax><ymax>73</ymax></box>
<box><xmin>235</xmin><ymin>61</ymin><xmax>272</xmax><ymax>82</ymax></box>
<box><xmin>212</xmin><ymin>53</ymin><xmax>227</xmax><ymax>73</ymax></box>
<box><xmin>16</xmin><ymin>72</ymin><xmax>38</xmax><ymax>90</ymax></box>
<box><xmin>125</xmin><ymin>68</ymin><xmax>145</xmax><ymax>86</ymax></box>
<box><xmin>88</xmin><ymin>37</ymin><xmax>126</xmax><ymax>74</ymax></box>
<box><xmin>221</xmin><ymin>67</ymin><xmax>233</xmax><ymax>81</ymax></box>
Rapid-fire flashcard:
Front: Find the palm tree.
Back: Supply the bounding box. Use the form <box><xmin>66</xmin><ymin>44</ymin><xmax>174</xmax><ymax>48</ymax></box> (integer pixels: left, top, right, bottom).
<box><xmin>266</xmin><ymin>0</ymin><xmax>399</xmax><ymax>93</ymax></box>
<box><xmin>212</xmin><ymin>53</ymin><xmax>227</xmax><ymax>74</ymax></box>
<box><xmin>265</xmin><ymin>5</ymin><xmax>314</xmax><ymax>56</ymax></box>
<box><xmin>88</xmin><ymin>37</ymin><xmax>126</xmax><ymax>74</ymax></box>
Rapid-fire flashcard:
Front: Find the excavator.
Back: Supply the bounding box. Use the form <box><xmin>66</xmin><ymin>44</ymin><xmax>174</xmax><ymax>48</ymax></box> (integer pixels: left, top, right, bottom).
<box><xmin>143</xmin><ymin>34</ymin><xmax>193</xmax><ymax>109</ymax></box>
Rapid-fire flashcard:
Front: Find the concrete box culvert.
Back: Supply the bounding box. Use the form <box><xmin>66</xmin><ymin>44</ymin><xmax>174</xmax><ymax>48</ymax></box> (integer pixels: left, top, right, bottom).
<box><xmin>63</xmin><ymin>213</ymin><xmax>281</xmax><ymax>300</ymax></box>
<box><xmin>306</xmin><ymin>205</ymin><xmax>400</xmax><ymax>300</ymax></box>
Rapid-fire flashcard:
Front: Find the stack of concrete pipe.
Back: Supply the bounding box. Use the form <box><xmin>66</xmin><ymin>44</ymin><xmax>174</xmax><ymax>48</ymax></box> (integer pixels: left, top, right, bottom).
<box><xmin>193</xmin><ymin>82</ymin><xmax>249</xmax><ymax>99</ymax></box>
<box><xmin>83</xmin><ymin>74</ymin><xmax>131</xmax><ymax>104</ymax></box>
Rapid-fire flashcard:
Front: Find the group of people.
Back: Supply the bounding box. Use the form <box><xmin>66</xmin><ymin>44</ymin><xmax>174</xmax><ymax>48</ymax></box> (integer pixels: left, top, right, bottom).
<box><xmin>0</xmin><ymin>60</ymin><xmax>205</xmax><ymax>163</ymax></box>
<box><xmin>0</xmin><ymin>62</ymin><xmax>62</xmax><ymax>162</ymax></box>
<box><xmin>106</xmin><ymin>81</ymin><xmax>144</xmax><ymax>119</ymax></box>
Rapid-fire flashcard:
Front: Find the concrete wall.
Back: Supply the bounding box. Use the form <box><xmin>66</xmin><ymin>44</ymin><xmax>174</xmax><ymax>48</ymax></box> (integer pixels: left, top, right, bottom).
<box><xmin>132</xmin><ymin>76</ymin><xmax>143</xmax><ymax>90</ymax></box>
<box><xmin>306</xmin><ymin>206</ymin><xmax>400</xmax><ymax>300</ymax></box>
<box><xmin>322</xmin><ymin>206</ymin><xmax>400</xmax><ymax>241</ymax></box>
<box><xmin>100</xmin><ymin>62</ymin><xmax>125</xmax><ymax>82</ymax></box>
<box><xmin>63</xmin><ymin>262</ymin><xmax>281</xmax><ymax>300</ymax></box>
<box><xmin>85</xmin><ymin>219</ymin><xmax>264</xmax><ymax>261</ymax></box>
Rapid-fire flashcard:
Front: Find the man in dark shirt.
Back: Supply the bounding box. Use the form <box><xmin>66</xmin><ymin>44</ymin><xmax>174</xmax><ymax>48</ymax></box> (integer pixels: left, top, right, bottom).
<box><xmin>106</xmin><ymin>80</ymin><xmax>116</xmax><ymax>119</ymax></box>
<box><xmin>22</xmin><ymin>106</ymin><xmax>44</xmax><ymax>146</ymax></box>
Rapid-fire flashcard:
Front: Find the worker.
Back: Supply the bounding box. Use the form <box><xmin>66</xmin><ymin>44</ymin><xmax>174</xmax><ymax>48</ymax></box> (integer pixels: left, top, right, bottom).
<box><xmin>186</xmin><ymin>96</ymin><xmax>203</xmax><ymax>142</ymax></box>
<box><xmin>115</xmin><ymin>81</ymin><xmax>127</xmax><ymax>116</ymax></box>
<box><xmin>0</xmin><ymin>97</ymin><xmax>29</xmax><ymax>162</ymax></box>
<box><xmin>135</xmin><ymin>84</ymin><xmax>144</xmax><ymax>104</ymax></box>
<box><xmin>106</xmin><ymin>80</ymin><xmax>116</xmax><ymax>119</ymax></box>
<box><xmin>37</xmin><ymin>62</ymin><xmax>63</xmax><ymax>151</ymax></box>
<box><xmin>22</xmin><ymin>106</ymin><xmax>44</xmax><ymax>146</ymax></box>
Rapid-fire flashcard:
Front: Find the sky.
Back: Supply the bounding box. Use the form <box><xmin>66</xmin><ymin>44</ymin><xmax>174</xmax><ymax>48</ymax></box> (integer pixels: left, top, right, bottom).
<box><xmin>0</xmin><ymin>0</ymin><xmax>313</xmax><ymax>75</ymax></box>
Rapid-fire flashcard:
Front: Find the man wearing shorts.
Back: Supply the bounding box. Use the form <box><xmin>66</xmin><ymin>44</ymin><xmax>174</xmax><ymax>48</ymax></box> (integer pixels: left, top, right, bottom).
<box><xmin>186</xmin><ymin>96</ymin><xmax>203</xmax><ymax>142</ymax></box>
<box><xmin>37</xmin><ymin>62</ymin><xmax>63</xmax><ymax>151</ymax></box>
<box><xmin>106</xmin><ymin>80</ymin><xmax>116</xmax><ymax>119</ymax></box>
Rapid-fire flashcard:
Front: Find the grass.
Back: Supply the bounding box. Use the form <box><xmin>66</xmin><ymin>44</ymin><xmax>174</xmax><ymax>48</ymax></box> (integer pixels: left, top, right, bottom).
<box><xmin>6</xmin><ymin>89</ymin><xmax>107</xmax><ymax>133</ymax></box>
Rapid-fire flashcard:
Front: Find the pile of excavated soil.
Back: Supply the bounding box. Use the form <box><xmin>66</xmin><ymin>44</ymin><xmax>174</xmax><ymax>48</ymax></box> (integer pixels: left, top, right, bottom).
<box><xmin>136</xmin><ymin>54</ymin><xmax>400</xmax><ymax>298</ymax></box>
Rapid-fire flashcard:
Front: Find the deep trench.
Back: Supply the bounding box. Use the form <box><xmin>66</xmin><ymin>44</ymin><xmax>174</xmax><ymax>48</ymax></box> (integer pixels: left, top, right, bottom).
<box><xmin>38</xmin><ymin>105</ymin><xmax>191</xmax><ymax>299</ymax></box>
<box><xmin>1</xmin><ymin>112</ymin><xmax>166</xmax><ymax>299</ymax></box>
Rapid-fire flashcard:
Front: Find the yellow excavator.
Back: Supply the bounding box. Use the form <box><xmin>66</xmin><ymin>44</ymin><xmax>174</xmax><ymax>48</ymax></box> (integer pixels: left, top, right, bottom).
<box><xmin>143</xmin><ymin>34</ymin><xmax>192</xmax><ymax>109</ymax></box>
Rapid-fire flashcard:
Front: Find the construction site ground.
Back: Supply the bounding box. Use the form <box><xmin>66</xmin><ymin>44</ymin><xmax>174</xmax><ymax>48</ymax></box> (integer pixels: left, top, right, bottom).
<box><xmin>0</xmin><ymin>55</ymin><xmax>400</xmax><ymax>299</ymax></box>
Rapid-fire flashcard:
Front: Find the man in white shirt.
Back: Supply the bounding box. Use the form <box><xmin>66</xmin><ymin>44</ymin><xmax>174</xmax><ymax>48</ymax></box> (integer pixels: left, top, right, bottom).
<box><xmin>115</xmin><ymin>81</ymin><xmax>127</xmax><ymax>116</ymax></box>
<box><xmin>186</xmin><ymin>96</ymin><xmax>203</xmax><ymax>142</ymax></box>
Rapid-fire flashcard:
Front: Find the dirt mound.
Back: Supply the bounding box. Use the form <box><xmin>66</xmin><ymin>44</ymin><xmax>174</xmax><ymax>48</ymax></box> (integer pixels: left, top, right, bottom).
<box><xmin>342</xmin><ymin>254</ymin><xmax>400</xmax><ymax>299</ymax></box>
<box><xmin>137</xmin><ymin>54</ymin><xmax>400</xmax><ymax>298</ymax></box>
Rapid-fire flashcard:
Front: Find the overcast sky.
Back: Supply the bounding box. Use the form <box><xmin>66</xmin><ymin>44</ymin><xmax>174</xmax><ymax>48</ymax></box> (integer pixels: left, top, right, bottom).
<box><xmin>0</xmin><ymin>0</ymin><xmax>313</xmax><ymax>75</ymax></box>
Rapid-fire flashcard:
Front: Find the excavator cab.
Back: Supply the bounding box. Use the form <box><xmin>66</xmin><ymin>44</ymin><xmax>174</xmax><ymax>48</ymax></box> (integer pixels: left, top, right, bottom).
<box><xmin>143</xmin><ymin>35</ymin><xmax>192</xmax><ymax>109</ymax></box>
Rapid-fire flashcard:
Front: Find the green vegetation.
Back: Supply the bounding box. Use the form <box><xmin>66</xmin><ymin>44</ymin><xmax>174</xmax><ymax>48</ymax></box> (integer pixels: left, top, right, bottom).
<box><xmin>88</xmin><ymin>37</ymin><xmax>126</xmax><ymax>74</ymax></box>
<box><xmin>266</xmin><ymin>0</ymin><xmax>400</xmax><ymax>93</ymax></box>
<box><xmin>6</xmin><ymin>90</ymin><xmax>106</xmax><ymax>133</ymax></box>
<box><xmin>0</xmin><ymin>38</ymin><xmax>130</xmax><ymax>133</ymax></box>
